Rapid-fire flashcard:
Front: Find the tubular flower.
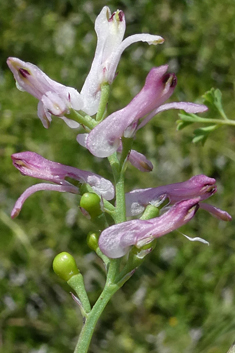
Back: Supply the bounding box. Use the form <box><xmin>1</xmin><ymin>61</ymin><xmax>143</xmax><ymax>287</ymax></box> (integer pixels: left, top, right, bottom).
<box><xmin>7</xmin><ymin>57</ymin><xmax>83</xmax><ymax>128</ymax></box>
<box><xmin>99</xmin><ymin>196</ymin><xmax>231</xmax><ymax>259</ymax></box>
<box><xmin>86</xmin><ymin>66</ymin><xmax>208</xmax><ymax>158</ymax></box>
<box><xmin>80</xmin><ymin>6</ymin><xmax>164</xmax><ymax>115</ymax></box>
<box><xmin>11</xmin><ymin>151</ymin><xmax>115</xmax><ymax>218</ymax></box>
<box><xmin>99</xmin><ymin>198</ymin><xmax>200</xmax><ymax>258</ymax></box>
<box><xmin>125</xmin><ymin>174</ymin><xmax>217</xmax><ymax>217</ymax></box>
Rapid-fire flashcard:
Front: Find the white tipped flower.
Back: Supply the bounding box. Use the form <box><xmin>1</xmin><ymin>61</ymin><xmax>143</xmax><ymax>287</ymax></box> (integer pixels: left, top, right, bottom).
<box><xmin>80</xmin><ymin>6</ymin><xmax>164</xmax><ymax>115</ymax></box>
<box><xmin>7</xmin><ymin>57</ymin><xmax>83</xmax><ymax>128</ymax></box>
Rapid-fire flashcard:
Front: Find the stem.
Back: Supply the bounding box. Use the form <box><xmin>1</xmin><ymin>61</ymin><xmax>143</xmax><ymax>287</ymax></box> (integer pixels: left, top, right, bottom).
<box><xmin>189</xmin><ymin>116</ymin><xmax>235</xmax><ymax>126</ymax></box>
<box><xmin>74</xmin><ymin>282</ymin><xmax>119</xmax><ymax>353</ymax></box>
<box><xmin>96</xmin><ymin>83</ymin><xmax>110</xmax><ymax>122</ymax></box>
<box><xmin>68</xmin><ymin>274</ymin><xmax>91</xmax><ymax>313</ymax></box>
<box><xmin>200</xmin><ymin>118</ymin><xmax>235</xmax><ymax>125</ymax></box>
<box><xmin>108</xmin><ymin>153</ymin><xmax>126</xmax><ymax>224</ymax></box>
<box><xmin>115</xmin><ymin>172</ymin><xmax>126</xmax><ymax>224</ymax></box>
<box><xmin>74</xmin><ymin>130</ymin><xmax>134</xmax><ymax>353</ymax></box>
<box><xmin>218</xmin><ymin>107</ymin><xmax>229</xmax><ymax>121</ymax></box>
<box><xmin>69</xmin><ymin>110</ymin><xmax>97</xmax><ymax>130</ymax></box>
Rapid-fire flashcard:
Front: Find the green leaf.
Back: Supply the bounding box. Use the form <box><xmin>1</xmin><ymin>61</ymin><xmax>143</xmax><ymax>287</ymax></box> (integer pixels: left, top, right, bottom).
<box><xmin>202</xmin><ymin>88</ymin><xmax>223</xmax><ymax>112</ymax></box>
<box><xmin>176</xmin><ymin>120</ymin><xmax>193</xmax><ymax>130</ymax></box>
<box><xmin>192</xmin><ymin>125</ymin><xmax>218</xmax><ymax>144</ymax></box>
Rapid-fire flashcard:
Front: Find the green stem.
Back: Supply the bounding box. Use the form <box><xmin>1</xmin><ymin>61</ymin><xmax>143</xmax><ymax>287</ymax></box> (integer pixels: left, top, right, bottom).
<box><xmin>74</xmin><ymin>131</ymin><xmax>134</xmax><ymax>353</ymax></box>
<box><xmin>115</xmin><ymin>172</ymin><xmax>126</xmax><ymax>224</ymax></box>
<box><xmin>74</xmin><ymin>282</ymin><xmax>119</xmax><ymax>353</ymax></box>
<box><xmin>96</xmin><ymin>83</ymin><xmax>110</xmax><ymax>122</ymax></box>
<box><xmin>189</xmin><ymin>117</ymin><xmax>235</xmax><ymax>126</ymax></box>
<box><xmin>119</xmin><ymin>137</ymin><xmax>134</xmax><ymax>169</ymax></box>
<box><xmin>218</xmin><ymin>107</ymin><xmax>229</xmax><ymax>121</ymax></box>
<box><xmin>68</xmin><ymin>274</ymin><xmax>91</xmax><ymax>313</ymax></box>
<box><xmin>108</xmin><ymin>153</ymin><xmax>126</xmax><ymax>224</ymax></box>
<box><xmin>69</xmin><ymin>110</ymin><xmax>97</xmax><ymax>130</ymax></box>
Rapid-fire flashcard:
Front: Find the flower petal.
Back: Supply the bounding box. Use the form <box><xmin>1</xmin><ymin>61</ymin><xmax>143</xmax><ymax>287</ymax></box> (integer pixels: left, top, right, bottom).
<box><xmin>11</xmin><ymin>183</ymin><xmax>78</xmax><ymax>218</ymax></box>
<box><xmin>108</xmin><ymin>33</ymin><xmax>164</xmax><ymax>83</ymax></box>
<box><xmin>199</xmin><ymin>202</ymin><xmax>232</xmax><ymax>221</ymax></box>
<box><xmin>138</xmin><ymin>101</ymin><xmax>208</xmax><ymax>129</ymax></box>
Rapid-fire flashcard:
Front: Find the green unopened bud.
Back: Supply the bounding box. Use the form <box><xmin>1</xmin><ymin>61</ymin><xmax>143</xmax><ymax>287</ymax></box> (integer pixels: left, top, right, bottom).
<box><xmin>87</xmin><ymin>231</ymin><xmax>99</xmax><ymax>250</ymax></box>
<box><xmin>140</xmin><ymin>204</ymin><xmax>160</xmax><ymax>220</ymax></box>
<box><xmin>53</xmin><ymin>252</ymin><xmax>79</xmax><ymax>282</ymax></box>
<box><xmin>80</xmin><ymin>192</ymin><xmax>102</xmax><ymax>218</ymax></box>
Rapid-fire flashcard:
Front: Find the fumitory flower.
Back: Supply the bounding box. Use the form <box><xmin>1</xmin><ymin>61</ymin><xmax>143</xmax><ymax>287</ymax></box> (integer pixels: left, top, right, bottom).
<box><xmin>11</xmin><ymin>151</ymin><xmax>114</xmax><ymax>218</ymax></box>
<box><xmin>7</xmin><ymin>57</ymin><xmax>84</xmax><ymax>129</ymax></box>
<box><xmin>99</xmin><ymin>196</ymin><xmax>231</xmax><ymax>258</ymax></box>
<box><xmin>80</xmin><ymin>6</ymin><xmax>164</xmax><ymax>115</ymax></box>
<box><xmin>99</xmin><ymin>198</ymin><xmax>200</xmax><ymax>258</ymax></box>
<box><xmin>86</xmin><ymin>65</ymin><xmax>208</xmax><ymax>158</ymax></box>
<box><xmin>125</xmin><ymin>174</ymin><xmax>217</xmax><ymax>217</ymax></box>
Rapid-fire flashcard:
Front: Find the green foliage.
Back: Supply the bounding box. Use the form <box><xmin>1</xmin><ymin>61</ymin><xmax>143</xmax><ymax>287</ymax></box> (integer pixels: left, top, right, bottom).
<box><xmin>1</xmin><ymin>0</ymin><xmax>235</xmax><ymax>352</ymax></box>
<box><xmin>177</xmin><ymin>88</ymin><xmax>234</xmax><ymax>144</ymax></box>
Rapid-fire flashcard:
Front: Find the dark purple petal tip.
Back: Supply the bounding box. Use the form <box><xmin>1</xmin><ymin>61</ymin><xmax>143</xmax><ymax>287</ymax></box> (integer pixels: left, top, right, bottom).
<box><xmin>162</xmin><ymin>73</ymin><xmax>177</xmax><ymax>88</ymax></box>
<box><xmin>19</xmin><ymin>68</ymin><xmax>30</xmax><ymax>78</ymax></box>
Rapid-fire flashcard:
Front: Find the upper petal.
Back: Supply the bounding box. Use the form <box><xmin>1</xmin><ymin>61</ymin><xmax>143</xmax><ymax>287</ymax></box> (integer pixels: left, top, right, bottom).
<box><xmin>107</xmin><ymin>33</ymin><xmax>164</xmax><ymax>83</ymax></box>
<box><xmin>125</xmin><ymin>175</ymin><xmax>217</xmax><ymax>217</ymax></box>
<box><xmin>138</xmin><ymin>101</ymin><xmax>208</xmax><ymax>129</ymax></box>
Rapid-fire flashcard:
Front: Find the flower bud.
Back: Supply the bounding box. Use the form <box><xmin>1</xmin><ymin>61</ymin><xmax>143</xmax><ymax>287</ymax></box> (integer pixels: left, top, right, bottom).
<box><xmin>80</xmin><ymin>192</ymin><xmax>102</xmax><ymax>218</ymax></box>
<box><xmin>53</xmin><ymin>252</ymin><xmax>79</xmax><ymax>282</ymax></box>
<box><xmin>140</xmin><ymin>204</ymin><xmax>161</xmax><ymax>220</ymax></box>
<box><xmin>87</xmin><ymin>232</ymin><xmax>99</xmax><ymax>251</ymax></box>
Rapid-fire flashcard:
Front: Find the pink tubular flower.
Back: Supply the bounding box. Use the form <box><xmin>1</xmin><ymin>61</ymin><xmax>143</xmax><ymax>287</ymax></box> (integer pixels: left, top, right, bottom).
<box><xmin>11</xmin><ymin>151</ymin><xmax>115</xmax><ymax>218</ymax></box>
<box><xmin>7</xmin><ymin>57</ymin><xmax>83</xmax><ymax>129</ymax></box>
<box><xmin>99</xmin><ymin>195</ymin><xmax>231</xmax><ymax>258</ymax></box>
<box><xmin>99</xmin><ymin>198</ymin><xmax>200</xmax><ymax>258</ymax></box>
<box><xmin>80</xmin><ymin>6</ymin><xmax>164</xmax><ymax>116</ymax></box>
<box><xmin>125</xmin><ymin>175</ymin><xmax>217</xmax><ymax>217</ymax></box>
<box><xmin>86</xmin><ymin>66</ymin><xmax>208</xmax><ymax>158</ymax></box>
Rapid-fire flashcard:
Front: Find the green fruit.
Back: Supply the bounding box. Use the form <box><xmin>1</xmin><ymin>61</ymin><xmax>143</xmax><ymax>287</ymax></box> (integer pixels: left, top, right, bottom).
<box><xmin>53</xmin><ymin>252</ymin><xmax>79</xmax><ymax>282</ymax></box>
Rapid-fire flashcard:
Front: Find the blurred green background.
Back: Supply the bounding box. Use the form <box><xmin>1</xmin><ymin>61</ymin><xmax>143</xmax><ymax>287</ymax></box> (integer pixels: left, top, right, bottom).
<box><xmin>1</xmin><ymin>0</ymin><xmax>235</xmax><ymax>352</ymax></box>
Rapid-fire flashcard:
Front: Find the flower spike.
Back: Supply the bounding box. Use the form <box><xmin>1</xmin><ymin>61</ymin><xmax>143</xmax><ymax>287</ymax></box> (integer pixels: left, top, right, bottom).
<box><xmin>7</xmin><ymin>57</ymin><xmax>83</xmax><ymax>128</ymax></box>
